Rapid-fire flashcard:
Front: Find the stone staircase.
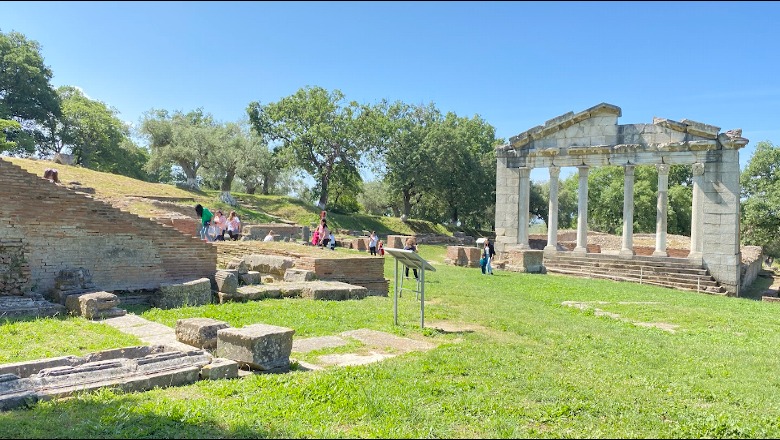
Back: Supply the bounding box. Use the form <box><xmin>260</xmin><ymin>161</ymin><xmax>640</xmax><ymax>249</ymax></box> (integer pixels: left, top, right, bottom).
<box><xmin>543</xmin><ymin>252</ymin><xmax>726</xmax><ymax>295</ymax></box>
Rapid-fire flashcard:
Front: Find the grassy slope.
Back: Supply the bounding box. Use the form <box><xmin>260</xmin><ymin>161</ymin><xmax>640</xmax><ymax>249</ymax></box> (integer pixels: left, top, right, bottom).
<box><xmin>5</xmin><ymin>157</ymin><xmax>451</xmax><ymax>237</ymax></box>
<box><xmin>1</xmin><ymin>245</ymin><xmax>780</xmax><ymax>437</ymax></box>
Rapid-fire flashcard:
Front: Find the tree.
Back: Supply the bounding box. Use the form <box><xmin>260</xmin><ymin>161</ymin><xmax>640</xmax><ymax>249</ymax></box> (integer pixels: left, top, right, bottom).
<box><xmin>247</xmin><ymin>86</ymin><xmax>371</xmax><ymax>209</ymax></box>
<box><xmin>54</xmin><ymin>86</ymin><xmax>149</xmax><ymax>178</ymax></box>
<box><xmin>424</xmin><ymin>112</ymin><xmax>498</xmax><ymax>227</ymax></box>
<box><xmin>366</xmin><ymin>101</ymin><xmax>441</xmax><ymax>218</ymax></box>
<box><xmin>741</xmin><ymin>141</ymin><xmax>780</xmax><ymax>258</ymax></box>
<box><xmin>139</xmin><ymin>108</ymin><xmax>218</xmax><ymax>189</ymax></box>
<box><xmin>0</xmin><ymin>30</ymin><xmax>61</xmax><ymax>155</ymax></box>
<box><xmin>0</xmin><ymin>118</ymin><xmax>20</xmax><ymax>150</ymax></box>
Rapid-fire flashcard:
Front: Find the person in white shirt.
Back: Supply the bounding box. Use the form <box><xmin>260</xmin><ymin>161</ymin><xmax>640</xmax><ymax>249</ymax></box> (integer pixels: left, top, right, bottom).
<box><xmin>264</xmin><ymin>230</ymin><xmax>275</xmax><ymax>242</ymax></box>
<box><xmin>329</xmin><ymin>232</ymin><xmax>336</xmax><ymax>250</ymax></box>
<box><xmin>368</xmin><ymin>231</ymin><xmax>378</xmax><ymax>256</ymax></box>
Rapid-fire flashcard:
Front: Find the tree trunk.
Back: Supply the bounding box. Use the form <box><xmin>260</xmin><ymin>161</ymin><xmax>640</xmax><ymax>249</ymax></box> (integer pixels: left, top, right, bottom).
<box><xmin>402</xmin><ymin>188</ymin><xmax>412</xmax><ymax>217</ymax></box>
<box><xmin>317</xmin><ymin>174</ymin><xmax>329</xmax><ymax>209</ymax></box>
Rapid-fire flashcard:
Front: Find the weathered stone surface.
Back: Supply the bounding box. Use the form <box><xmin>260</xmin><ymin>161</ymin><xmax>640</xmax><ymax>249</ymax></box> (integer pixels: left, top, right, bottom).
<box><xmin>0</xmin><ymin>348</ymin><xmax>212</xmax><ymax>410</ymax></box>
<box><xmin>216</xmin><ymin>324</ymin><xmax>295</xmax><ymax>371</ymax></box>
<box><xmin>302</xmin><ymin>281</ymin><xmax>368</xmax><ymax>300</ymax></box>
<box><xmin>153</xmin><ymin>278</ymin><xmax>212</xmax><ymax>309</ymax></box>
<box><xmin>242</xmin><ymin>255</ymin><xmax>295</xmax><ymax>276</ymax></box>
<box><xmin>176</xmin><ymin>318</ymin><xmax>231</xmax><ymax>349</ymax></box>
<box><xmin>65</xmin><ymin>291</ymin><xmax>121</xmax><ymax>319</ymax></box>
<box><xmin>225</xmin><ymin>258</ymin><xmax>248</xmax><ymax>274</ymax></box>
<box><xmin>199</xmin><ymin>358</ymin><xmax>239</xmax><ymax>380</ymax></box>
<box><xmin>239</xmin><ymin>271</ymin><xmax>261</xmax><ymax>285</ymax></box>
<box><xmin>214</xmin><ymin>271</ymin><xmax>238</xmax><ymax>295</ymax></box>
<box><xmin>284</xmin><ymin>268</ymin><xmax>317</xmax><ymax>282</ymax></box>
<box><xmin>0</xmin><ymin>296</ymin><xmax>65</xmax><ymax>319</ymax></box>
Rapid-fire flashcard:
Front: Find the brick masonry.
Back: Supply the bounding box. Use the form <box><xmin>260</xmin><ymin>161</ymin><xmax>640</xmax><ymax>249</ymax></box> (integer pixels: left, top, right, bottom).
<box><xmin>0</xmin><ymin>159</ymin><xmax>217</xmax><ymax>297</ymax></box>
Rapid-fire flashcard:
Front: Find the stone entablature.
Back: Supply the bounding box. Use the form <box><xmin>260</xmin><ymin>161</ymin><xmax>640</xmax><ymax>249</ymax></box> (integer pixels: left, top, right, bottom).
<box><xmin>500</xmin><ymin>103</ymin><xmax>748</xmax><ymax>169</ymax></box>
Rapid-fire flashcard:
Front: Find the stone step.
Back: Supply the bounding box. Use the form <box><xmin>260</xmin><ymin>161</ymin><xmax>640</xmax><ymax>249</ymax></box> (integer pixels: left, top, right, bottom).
<box><xmin>546</xmin><ymin>254</ymin><xmax>707</xmax><ymax>271</ymax></box>
<box><xmin>545</xmin><ymin>259</ymin><xmax>709</xmax><ymax>276</ymax></box>
<box><xmin>544</xmin><ymin>262</ymin><xmax>719</xmax><ymax>285</ymax></box>
<box><xmin>546</xmin><ymin>267</ymin><xmax>726</xmax><ymax>294</ymax></box>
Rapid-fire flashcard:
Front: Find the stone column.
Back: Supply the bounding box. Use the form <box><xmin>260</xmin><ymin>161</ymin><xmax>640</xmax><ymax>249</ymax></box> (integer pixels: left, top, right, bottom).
<box><xmin>517</xmin><ymin>167</ymin><xmax>531</xmax><ymax>249</ymax></box>
<box><xmin>653</xmin><ymin>164</ymin><xmax>670</xmax><ymax>257</ymax></box>
<box><xmin>574</xmin><ymin>166</ymin><xmax>589</xmax><ymax>254</ymax></box>
<box><xmin>689</xmin><ymin>163</ymin><xmax>704</xmax><ymax>261</ymax></box>
<box><xmin>544</xmin><ymin>166</ymin><xmax>560</xmax><ymax>253</ymax></box>
<box><xmin>620</xmin><ymin>165</ymin><xmax>636</xmax><ymax>256</ymax></box>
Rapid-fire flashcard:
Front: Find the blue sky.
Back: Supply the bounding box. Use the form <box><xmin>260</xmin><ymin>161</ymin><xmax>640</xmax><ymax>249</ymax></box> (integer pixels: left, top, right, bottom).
<box><xmin>2</xmin><ymin>1</ymin><xmax>778</xmax><ymax>182</ymax></box>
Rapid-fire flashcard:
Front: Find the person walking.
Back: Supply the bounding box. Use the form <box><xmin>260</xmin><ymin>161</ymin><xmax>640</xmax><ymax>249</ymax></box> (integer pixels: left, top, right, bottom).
<box><xmin>403</xmin><ymin>237</ymin><xmax>419</xmax><ymax>280</ymax></box>
<box><xmin>194</xmin><ymin>204</ymin><xmax>214</xmax><ymax>241</ymax></box>
<box><xmin>482</xmin><ymin>238</ymin><xmax>496</xmax><ymax>275</ymax></box>
<box><xmin>368</xmin><ymin>231</ymin><xmax>378</xmax><ymax>256</ymax></box>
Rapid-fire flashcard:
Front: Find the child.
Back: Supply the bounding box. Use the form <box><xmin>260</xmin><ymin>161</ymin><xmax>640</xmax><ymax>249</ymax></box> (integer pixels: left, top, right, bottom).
<box><xmin>378</xmin><ymin>240</ymin><xmax>385</xmax><ymax>257</ymax></box>
<box><xmin>329</xmin><ymin>231</ymin><xmax>336</xmax><ymax>250</ymax></box>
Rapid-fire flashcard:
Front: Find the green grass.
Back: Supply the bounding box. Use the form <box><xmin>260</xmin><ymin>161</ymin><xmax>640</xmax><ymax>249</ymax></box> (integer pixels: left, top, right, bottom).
<box><xmin>2</xmin><ymin>244</ymin><xmax>780</xmax><ymax>438</ymax></box>
<box><xmin>6</xmin><ymin>156</ymin><xmax>451</xmax><ymax>238</ymax></box>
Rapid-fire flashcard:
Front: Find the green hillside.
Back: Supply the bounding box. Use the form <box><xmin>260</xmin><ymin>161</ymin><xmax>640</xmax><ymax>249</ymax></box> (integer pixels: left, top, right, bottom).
<box><xmin>5</xmin><ymin>156</ymin><xmax>453</xmax><ymax>237</ymax></box>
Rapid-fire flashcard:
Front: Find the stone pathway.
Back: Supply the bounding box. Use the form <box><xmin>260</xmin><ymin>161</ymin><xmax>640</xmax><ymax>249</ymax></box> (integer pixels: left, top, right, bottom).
<box><xmin>100</xmin><ymin>314</ymin><xmax>196</xmax><ymax>352</ymax></box>
<box><xmin>99</xmin><ymin>314</ymin><xmax>442</xmax><ymax>370</ymax></box>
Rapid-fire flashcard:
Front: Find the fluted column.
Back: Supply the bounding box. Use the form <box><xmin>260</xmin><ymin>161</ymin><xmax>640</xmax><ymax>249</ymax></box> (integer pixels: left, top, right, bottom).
<box><xmin>620</xmin><ymin>165</ymin><xmax>636</xmax><ymax>256</ymax></box>
<box><xmin>653</xmin><ymin>164</ymin><xmax>670</xmax><ymax>257</ymax></box>
<box><xmin>689</xmin><ymin>163</ymin><xmax>704</xmax><ymax>261</ymax></box>
<box><xmin>574</xmin><ymin>166</ymin><xmax>589</xmax><ymax>254</ymax></box>
<box><xmin>545</xmin><ymin>166</ymin><xmax>560</xmax><ymax>253</ymax></box>
<box><xmin>517</xmin><ymin>167</ymin><xmax>531</xmax><ymax>249</ymax></box>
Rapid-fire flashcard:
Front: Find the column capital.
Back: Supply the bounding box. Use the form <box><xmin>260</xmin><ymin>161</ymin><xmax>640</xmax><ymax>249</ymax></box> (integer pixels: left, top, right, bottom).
<box><xmin>549</xmin><ymin>166</ymin><xmax>560</xmax><ymax>178</ymax></box>
<box><xmin>656</xmin><ymin>163</ymin><xmax>670</xmax><ymax>175</ymax></box>
<box><xmin>692</xmin><ymin>162</ymin><xmax>705</xmax><ymax>176</ymax></box>
<box><xmin>518</xmin><ymin>167</ymin><xmax>531</xmax><ymax>178</ymax></box>
<box><xmin>624</xmin><ymin>164</ymin><xmax>635</xmax><ymax>176</ymax></box>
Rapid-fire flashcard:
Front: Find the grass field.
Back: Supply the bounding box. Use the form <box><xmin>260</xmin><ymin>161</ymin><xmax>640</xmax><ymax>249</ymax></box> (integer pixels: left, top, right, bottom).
<box><xmin>1</xmin><ymin>244</ymin><xmax>780</xmax><ymax>438</ymax></box>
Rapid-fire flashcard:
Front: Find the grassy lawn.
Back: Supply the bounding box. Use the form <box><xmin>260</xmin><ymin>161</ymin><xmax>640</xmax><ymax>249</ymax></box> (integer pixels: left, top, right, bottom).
<box><xmin>2</xmin><ymin>244</ymin><xmax>780</xmax><ymax>438</ymax></box>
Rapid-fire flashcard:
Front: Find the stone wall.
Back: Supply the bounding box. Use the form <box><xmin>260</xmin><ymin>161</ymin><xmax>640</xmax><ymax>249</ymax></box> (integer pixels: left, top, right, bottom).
<box><xmin>242</xmin><ymin>224</ymin><xmax>306</xmax><ymax>242</ymax></box>
<box><xmin>214</xmin><ymin>242</ymin><xmax>388</xmax><ymax>296</ymax></box>
<box><xmin>0</xmin><ymin>159</ymin><xmax>216</xmax><ymax>296</ymax></box>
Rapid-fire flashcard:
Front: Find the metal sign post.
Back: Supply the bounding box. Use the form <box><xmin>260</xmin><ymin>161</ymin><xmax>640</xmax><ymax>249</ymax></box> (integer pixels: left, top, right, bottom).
<box><xmin>384</xmin><ymin>248</ymin><xmax>436</xmax><ymax>329</ymax></box>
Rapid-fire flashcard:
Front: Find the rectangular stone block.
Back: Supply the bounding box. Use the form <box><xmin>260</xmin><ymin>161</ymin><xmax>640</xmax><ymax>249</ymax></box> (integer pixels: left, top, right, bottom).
<box><xmin>154</xmin><ymin>278</ymin><xmax>212</xmax><ymax>309</ymax></box>
<box><xmin>239</xmin><ymin>271</ymin><xmax>261</xmax><ymax>286</ymax></box>
<box><xmin>176</xmin><ymin>318</ymin><xmax>231</xmax><ymax>349</ymax></box>
<box><xmin>216</xmin><ymin>324</ymin><xmax>295</xmax><ymax>371</ymax></box>
<box><xmin>199</xmin><ymin>358</ymin><xmax>239</xmax><ymax>380</ymax></box>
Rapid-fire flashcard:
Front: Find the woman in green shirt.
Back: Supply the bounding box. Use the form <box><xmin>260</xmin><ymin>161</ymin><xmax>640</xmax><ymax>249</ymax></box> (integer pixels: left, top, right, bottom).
<box><xmin>195</xmin><ymin>204</ymin><xmax>214</xmax><ymax>241</ymax></box>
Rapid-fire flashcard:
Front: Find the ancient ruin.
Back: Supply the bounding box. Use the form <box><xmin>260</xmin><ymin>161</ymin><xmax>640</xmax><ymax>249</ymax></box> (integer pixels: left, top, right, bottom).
<box><xmin>494</xmin><ymin>103</ymin><xmax>750</xmax><ymax>295</ymax></box>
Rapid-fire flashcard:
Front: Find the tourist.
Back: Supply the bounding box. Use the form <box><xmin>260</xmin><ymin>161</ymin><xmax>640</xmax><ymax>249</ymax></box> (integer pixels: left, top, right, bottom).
<box><xmin>403</xmin><ymin>237</ymin><xmax>419</xmax><ymax>280</ymax></box>
<box><xmin>329</xmin><ymin>231</ymin><xmax>336</xmax><ymax>250</ymax></box>
<box><xmin>318</xmin><ymin>220</ymin><xmax>330</xmax><ymax>248</ymax></box>
<box><xmin>194</xmin><ymin>204</ymin><xmax>214</xmax><ymax>241</ymax></box>
<box><xmin>264</xmin><ymin>230</ymin><xmax>275</xmax><ymax>242</ymax></box>
<box><xmin>378</xmin><ymin>240</ymin><xmax>385</xmax><ymax>257</ymax></box>
<box><xmin>226</xmin><ymin>211</ymin><xmax>241</xmax><ymax>241</ymax></box>
<box><xmin>213</xmin><ymin>210</ymin><xmax>227</xmax><ymax>241</ymax></box>
<box><xmin>368</xmin><ymin>231</ymin><xmax>378</xmax><ymax>256</ymax></box>
<box><xmin>482</xmin><ymin>238</ymin><xmax>496</xmax><ymax>275</ymax></box>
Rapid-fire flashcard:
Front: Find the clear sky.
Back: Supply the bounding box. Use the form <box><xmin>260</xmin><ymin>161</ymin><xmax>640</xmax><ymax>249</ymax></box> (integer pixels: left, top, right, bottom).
<box><xmin>2</xmin><ymin>1</ymin><xmax>778</xmax><ymax>182</ymax></box>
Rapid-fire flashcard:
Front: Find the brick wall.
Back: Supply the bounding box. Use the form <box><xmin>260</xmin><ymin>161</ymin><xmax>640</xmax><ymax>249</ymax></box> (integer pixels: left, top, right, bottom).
<box><xmin>0</xmin><ymin>159</ymin><xmax>216</xmax><ymax>296</ymax></box>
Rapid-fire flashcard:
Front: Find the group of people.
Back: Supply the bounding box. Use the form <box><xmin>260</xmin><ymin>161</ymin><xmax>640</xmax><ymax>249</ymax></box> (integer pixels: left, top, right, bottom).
<box><xmin>368</xmin><ymin>231</ymin><xmax>385</xmax><ymax>257</ymax></box>
<box><xmin>194</xmin><ymin>204</ymin><xmax>241</xmax><ymax>242</ymax></box>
